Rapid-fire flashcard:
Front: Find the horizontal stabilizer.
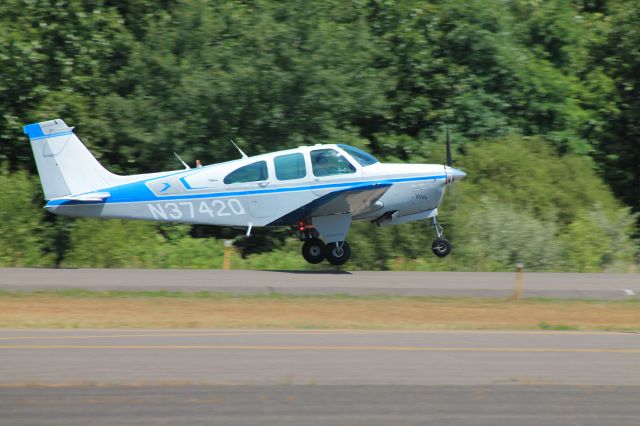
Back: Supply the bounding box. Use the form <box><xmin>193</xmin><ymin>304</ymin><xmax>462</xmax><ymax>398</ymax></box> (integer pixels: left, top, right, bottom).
<box><xmin>52</xmin><ymin>192</ymin><xmax>111</xmax><ymax>202</ymax></box>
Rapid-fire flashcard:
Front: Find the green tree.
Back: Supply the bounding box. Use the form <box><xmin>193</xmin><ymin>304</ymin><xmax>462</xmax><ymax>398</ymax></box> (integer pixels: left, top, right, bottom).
<box><xmin>561</xmin><ymin>211</ymin><xmax>611</xmax><ymax>272</ymax></box>
<box><xmin>0</xmin><ymin>0</ymin><xmax>134</xmax><ymax>169</ymax></box>
<box><xmin>62</xmin><ymin>219</ymin><xmax>162</xmax><ymax>268</ymax></box>
<box><xmin>0</xmin><ymin>0</ymin><xmax>637</xmax><ymax>271</ymax></box>
<box><xmin>589</xmin><ymin>2</ymin><xmax>640</xmax><ymax>216</ymax></box>
<box><xmin>0</xmin><ymin>169</ymin><xmax>53</xmax><ymax>267</ymax></box>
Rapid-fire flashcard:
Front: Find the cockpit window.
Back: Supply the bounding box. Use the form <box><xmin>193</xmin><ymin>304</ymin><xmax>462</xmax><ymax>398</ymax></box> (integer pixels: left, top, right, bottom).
<box><xmin>338</xmin><ymin>144</ymin><xmax>379</xmax><ymax>167</ymax></box>
<box><xmin>311</xmin><ymin>149</ymin><xmax>356</xmax><ymax>177</ymax></box>
<box><xmin>223</xmin><ymin>161</ymin><xmax>268</xmax><ymax>184</ymax></box>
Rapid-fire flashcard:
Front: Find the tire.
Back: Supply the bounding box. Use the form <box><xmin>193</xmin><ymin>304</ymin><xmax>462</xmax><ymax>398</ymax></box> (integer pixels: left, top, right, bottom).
<box><xmin>325</xmin><ymin>241</ymin><xmax>351</xmax><ymax>266</ymax></box>
<box><xmin>302</xmin><ymin>238</ymin><xmax>326</xmax><ymax>264</ymax></box>
<box><xmin>431</xmin><ymin>238</ymin><xmax>452</xmax><ymax>257</ymax></box>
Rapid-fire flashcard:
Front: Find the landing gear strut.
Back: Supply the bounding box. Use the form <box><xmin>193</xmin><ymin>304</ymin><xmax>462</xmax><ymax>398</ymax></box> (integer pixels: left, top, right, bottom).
<box><xmin>431</xmin><ymin>216</ymin><xmax>452</xmax><ymax>257</ymax></box>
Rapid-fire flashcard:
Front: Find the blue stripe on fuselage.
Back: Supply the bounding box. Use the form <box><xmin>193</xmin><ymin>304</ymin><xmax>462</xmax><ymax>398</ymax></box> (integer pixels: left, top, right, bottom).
<box><xmin>45</xmin><ymin>174</ymin><xmax>447</xmax><ymax>207</ymax></box>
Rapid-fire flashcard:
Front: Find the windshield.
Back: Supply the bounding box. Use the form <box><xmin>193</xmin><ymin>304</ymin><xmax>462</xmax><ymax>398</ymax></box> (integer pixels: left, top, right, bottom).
<box><xmin>311</xmin><ymin>149</ymin><xmax>356</xmax><ymax>177</ymax></box>
<box><xmin>338</xmin><ymin>144</ymin><xmax>379</xmax><ymax>167</ymax></box>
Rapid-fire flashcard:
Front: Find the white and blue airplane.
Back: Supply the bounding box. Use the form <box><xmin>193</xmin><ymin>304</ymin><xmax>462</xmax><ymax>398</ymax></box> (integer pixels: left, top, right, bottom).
<box><xmin>24</xmin><ymin>119</ymin><xmax>465</xmax><ymax>265</ymax></box>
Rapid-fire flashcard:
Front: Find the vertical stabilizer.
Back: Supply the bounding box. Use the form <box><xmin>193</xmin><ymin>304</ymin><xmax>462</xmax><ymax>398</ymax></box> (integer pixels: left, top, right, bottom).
<box><xmin>23</xmin><ymin>119</ymin><xmax>124</xmax><ymax>200</ymax></box>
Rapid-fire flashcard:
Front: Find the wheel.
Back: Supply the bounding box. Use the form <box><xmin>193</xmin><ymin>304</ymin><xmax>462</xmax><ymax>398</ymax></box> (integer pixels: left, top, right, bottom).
<box><xmin>431</xmin><ymin>238</ymin><xmax>452</xmax><ymax>257</ymax></box>
<box><xmin>302</xmin><ymin>238</ymin><xmax>326</xmax><ymax>264</ymax></box>
<box><xmin>325</xmin><ymin>241</ymin><xmax>351</xmax><ymax>266</ymax></box>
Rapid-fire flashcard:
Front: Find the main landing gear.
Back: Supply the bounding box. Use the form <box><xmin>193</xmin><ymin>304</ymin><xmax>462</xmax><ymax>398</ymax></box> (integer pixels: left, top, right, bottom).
<box><xmin>298</xmin><ymin>230</ymin><xmax>351</xmax><ymax>266</ymax></box>
<box><xmin>301</xmin><ymin>238</ymin><xmax>325</xmax><ymax>264</ymax></box>
<box><xmin>325</xmin><ymin>241</ymin><xmax>351</xmax><ymax>266</ymax></box>
<box><xmin>431</xmin><ymin>216</ymin><xmax>452</xmax><ymax>257</ymax></box>
<box><xmin>296</xmin><ymin>214</ymin><xmax>451</xmax><ymax>264</ymax></box>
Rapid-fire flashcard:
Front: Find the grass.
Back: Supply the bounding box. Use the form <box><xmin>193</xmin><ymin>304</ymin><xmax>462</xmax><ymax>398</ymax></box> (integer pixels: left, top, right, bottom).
<box><xmin>537</xmin><ymin>321</ymin><xmax>579</xmax><ymax>331</ymax></box>
<box><xmin>0</xmin><ymin>290</ymin><xmax>638</xmax><ymax>331</ymax></box>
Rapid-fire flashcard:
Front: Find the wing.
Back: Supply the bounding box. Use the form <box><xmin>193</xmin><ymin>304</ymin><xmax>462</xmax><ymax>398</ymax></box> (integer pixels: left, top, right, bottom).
<box><xmin>267</xmin><ymin>182</ymin><xmax>391</xmax><ymax>226</ymax></box>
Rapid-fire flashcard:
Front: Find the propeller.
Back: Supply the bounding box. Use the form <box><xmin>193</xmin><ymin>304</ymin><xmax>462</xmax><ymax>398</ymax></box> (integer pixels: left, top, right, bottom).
<box><xmin>443</xmin><ymin>126</ymin><xmax>466</xmax><ymax>218</ymax></box>
<box><xmin>443</xmin><ymin>125</ymin><xmax>465</xmax><ymax>183</ymax></box>
<box><xmin>446</xmin><ymin>125</ymin><xmax>452</xmax><ymax>167</ymax></box>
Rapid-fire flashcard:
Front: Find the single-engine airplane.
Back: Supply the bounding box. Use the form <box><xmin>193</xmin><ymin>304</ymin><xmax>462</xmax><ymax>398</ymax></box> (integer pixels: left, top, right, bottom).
<box><xmin>24</xmin><ymin>119</ymin><xmax>465</xmax><ymax>265</ymax></box>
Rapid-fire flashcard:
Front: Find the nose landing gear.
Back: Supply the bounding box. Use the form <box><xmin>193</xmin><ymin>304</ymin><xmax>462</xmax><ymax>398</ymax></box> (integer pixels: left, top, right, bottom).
<box><xmin>432</xmin><ymin>238</ymin><xmax>451</xmax><ymax>257</ymax></box>
<box><xmin>431</xmin><ymin>216</ymin><xmax>452</xmax><ymax>257</ymax></box>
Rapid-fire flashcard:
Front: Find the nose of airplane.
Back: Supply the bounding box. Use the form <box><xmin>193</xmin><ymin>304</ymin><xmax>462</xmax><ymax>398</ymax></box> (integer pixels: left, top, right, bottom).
<box><xmin>445</xmin><ymin>166</ymin><xmax>466</xmax><ymax>184</ymax></box>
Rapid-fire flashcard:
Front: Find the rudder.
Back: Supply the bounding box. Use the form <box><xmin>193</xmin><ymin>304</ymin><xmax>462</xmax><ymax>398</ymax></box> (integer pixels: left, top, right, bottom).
<box><xmin>23</xmin><ymin>119</ymin><xmax>123</xmax><ymax>200</ymax></box>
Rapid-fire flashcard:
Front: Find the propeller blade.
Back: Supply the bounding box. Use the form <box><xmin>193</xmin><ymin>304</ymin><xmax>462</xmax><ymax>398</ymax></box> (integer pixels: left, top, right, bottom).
<box><xmin>445</xmin><ymin>126</ymin><xmax>452</xmax><ymax>167</ymax></box>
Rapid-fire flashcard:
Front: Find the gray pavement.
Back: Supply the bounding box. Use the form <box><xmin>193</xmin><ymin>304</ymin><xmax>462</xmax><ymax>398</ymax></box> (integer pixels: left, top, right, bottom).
<box><xmin>1</xmin><ymin>268</ymin><xmax>639</xmax><ymax>299</ymax></box>
<box><xmin>1</xmin><ymin>330</ymin><xmax>639</xmax><ymax>386</ymax></box>
<box><xmin>1</xmin><ymin>268</ymin><xmax>639</xmax><ymax>425</ymax></box>
<box><xmin>2</xmin><ymin>385</ymin><xmax>639</xmax><ymax>426</ymax></box>
<box><xmin>1</xmin><ymin>330</ymin><xmax>639</xmax><ymax>425</ymax></box>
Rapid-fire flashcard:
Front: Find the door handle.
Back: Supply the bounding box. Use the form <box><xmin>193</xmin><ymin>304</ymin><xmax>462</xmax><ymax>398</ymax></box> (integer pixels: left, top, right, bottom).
<box><xmin>259</xmin><ymin>181</ymin><xmax>270</xmax><ymax>187</ymax></box>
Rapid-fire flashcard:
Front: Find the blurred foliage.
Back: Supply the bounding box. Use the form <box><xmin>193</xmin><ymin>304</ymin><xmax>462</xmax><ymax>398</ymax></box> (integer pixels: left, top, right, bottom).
<box><xmin>61</xmin><ymin>221</ymin><xmax>226</xmax><ymax>268</ymax></box>
<box><xmin>7</xmin><ymin>135</ymin><xmax>631</xmax><ymax>272</ymax></box>
<box><xmin>0</xmin><ymin>168</ymin><xmax>54</xmax><ymax>267</ymax></box>
<box><xmin>0</xmin><ymin>0</ymin><xmax>638</xmax><ymax>271</ymax></box>
<box><xmin>346</xmin><ymin>136</ymin><xmax>638</xmax><ymax>272</ymax></box>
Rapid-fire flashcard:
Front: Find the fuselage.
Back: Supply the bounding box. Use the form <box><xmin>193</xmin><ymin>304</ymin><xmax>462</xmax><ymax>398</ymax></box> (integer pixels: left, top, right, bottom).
<box><xmin>45</xmin><ymin>143</ymin><xmax>464</xmax><ymax>228</ymax></box>
<box><xmin>26</xmin><ymin>118</ymin><xmax>466</xmax><ymax>264</ymax></box>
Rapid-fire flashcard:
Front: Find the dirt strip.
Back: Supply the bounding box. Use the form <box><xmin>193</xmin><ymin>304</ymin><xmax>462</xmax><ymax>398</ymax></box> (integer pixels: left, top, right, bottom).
<box><xmin>0</xmin><ymin>294</ymin><xmax>638</xmax><ymax>330</ymax></box>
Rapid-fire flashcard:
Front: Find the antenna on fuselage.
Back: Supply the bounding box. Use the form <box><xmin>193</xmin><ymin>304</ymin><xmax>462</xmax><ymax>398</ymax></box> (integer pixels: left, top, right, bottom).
<box><xmin>173</xmin><ymin>152</ymin><xmax>191</xmax><ymax>170</ymax></box>
<box><xmin>230</xmin><ymin>139</ymin><xmax>248</xmax><ymax>159</ymax></box>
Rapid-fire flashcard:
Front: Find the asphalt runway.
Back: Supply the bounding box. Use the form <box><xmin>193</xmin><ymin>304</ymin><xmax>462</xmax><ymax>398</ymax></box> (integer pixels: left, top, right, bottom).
<box><xmin>1</xmin><ymin>330</ymin><xmax>640</xmax><ymax>425</ymax></box>
<box><xmin>1</xmin><ymin>268</ymin><xmax>639</xmax><ymax>299</ymax></box>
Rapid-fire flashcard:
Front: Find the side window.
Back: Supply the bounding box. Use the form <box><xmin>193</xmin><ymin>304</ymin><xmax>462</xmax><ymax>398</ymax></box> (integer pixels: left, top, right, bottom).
<box><xmin>274</xmin><ymin>153</ymin><xmax>306</xmax><ymax>180</ymax></box>
<box><xmin>311</xmin><ymin>149</ymin><xmax>356</xmax><ymax>177</ymax></box>
<box><xmin>223</xmin><ymin>161</ymin><xmax>268</xmax><ymax>184</ymax></box>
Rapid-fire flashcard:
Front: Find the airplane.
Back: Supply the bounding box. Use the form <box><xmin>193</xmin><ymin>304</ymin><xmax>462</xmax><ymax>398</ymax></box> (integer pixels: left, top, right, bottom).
<box><xmin>24</xmin><ymin>119</ymin><xmax>466</xmax><ymax>265</ymax></box>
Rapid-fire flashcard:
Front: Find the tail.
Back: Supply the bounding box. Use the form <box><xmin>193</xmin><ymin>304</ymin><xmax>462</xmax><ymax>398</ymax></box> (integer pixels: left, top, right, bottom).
<box><xmin>23</xmin><ymin>119</ymin><xmax>124</xmax><ymax>200</ymax></box>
